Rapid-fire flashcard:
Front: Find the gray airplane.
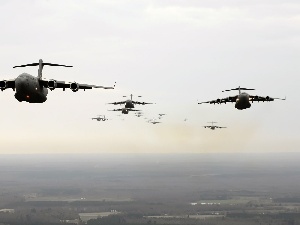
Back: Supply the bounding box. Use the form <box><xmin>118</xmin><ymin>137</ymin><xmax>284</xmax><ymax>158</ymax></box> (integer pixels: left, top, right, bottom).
<box><xmin>198</xmin><ymin>86</ymin><xmax>285</xmax><ymax>110</ymax></box>
<box><xmin>109</xmin><ymin>108</ymin><xmax>141</xmax><ymax>114</ymax></box>
<box><xmin>92</xmin><ymin>115</ymin><xmax>109</xmax><ymax>121</ymax></box>
<box><xmin>158</xmin><ymin>113</ymin><xmax>166</xmax><ymax>119</ymax></box>
<box><xmin>108</xmin><ymin>94</ymin><xmax>153</xmax><ymax>109</ymax></box>
<box><xmin>135</xmin><ymin>111</ymin><xmax>144</xmax><ymax>117</ymax></box>
<box><xmin>147</xmin><ymin>118</ymin><xmax>161</xmax><ymax>124</ymax></box>
<box><xmin>0</xmin><ymin>59</ymin><xmax>115</xmax><ymax>103</ymax></box>
<box><xmin>204</xmin><ymin>122</ymin><xmax>226</xmax><ymax>130</ymax></box>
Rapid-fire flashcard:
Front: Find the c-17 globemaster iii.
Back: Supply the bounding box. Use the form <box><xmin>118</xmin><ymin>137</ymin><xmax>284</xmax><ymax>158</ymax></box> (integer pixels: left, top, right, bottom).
<box><xmin>198</xmin><ymin>86</ymin><xmax>285</xmax><ymax>110</ymax></box>
<box><xmin>108</xmin><ymin>94</ymin><xmax>154</xmax><ymax>109</ymax></box>
<box><xmin>147</xmin><ymin>118</ymin><xmax>161</xmax><ymax>124</ymax></box>
<box><xmin>203</xmin><ymin>121</ymin><xmax>226</xmax><ymax>130</ymax></box>
<box><xmin>0</xmin><ymin>59</ymin><xmax>115</xmax><ymax>103</ymax></box>
<box><xmin>92</xmin><ymin>115</ymin><xmax>109</xmax><ymax>121</ymax></box>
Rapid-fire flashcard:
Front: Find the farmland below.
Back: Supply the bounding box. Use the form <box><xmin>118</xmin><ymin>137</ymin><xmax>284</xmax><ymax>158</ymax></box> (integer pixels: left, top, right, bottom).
<box><xmin>0</xmin><ymin>153</ymin><xmax>300</xmax><ymax>224</ymax></box>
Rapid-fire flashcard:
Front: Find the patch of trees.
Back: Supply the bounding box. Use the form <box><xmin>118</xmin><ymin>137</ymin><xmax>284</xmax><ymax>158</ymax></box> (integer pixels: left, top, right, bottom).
<box><xmin>274</xmin><ymin>197</ymin><xmax>300</xmax><ymax>203</ymax></box>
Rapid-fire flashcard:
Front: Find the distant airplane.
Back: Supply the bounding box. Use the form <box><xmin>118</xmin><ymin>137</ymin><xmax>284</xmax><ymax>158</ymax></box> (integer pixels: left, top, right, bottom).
<box><xmin>158</xmin><ymin>113</ymin><xmax>166</xmax><ymax>119</ymax></box>
<box><xmin>135</xmin><ymin>111</ymin><xmax>144</xmax><ymax>117</ymax></box>
<box><xmin>184</xmin><ymin>118</ymin><xmax>188</xmax><ymax>122</ymax></box>
<box><xmin>109</xmin><ymin>108</ymin><xmax>141</xmax><ymax>114</ymax></box>
<box><xmin>108</xmin><ymin>94</ymin><xmax>154</xmax><ymax>109</ymax></box>
<box><xmin>0</xmin><ymin>59</ymin><xmax>115</xmax><ymax>103</ymax></box>
<box><xmin>204</xmin><ymin>122</ymin><xmax>226</xmax><ymax>130</ymax></box>
<box><xmin>147</xmin><ymin>119</ymin><xmax>161</xmax><ymax>124</ymax></box>
<box><xmin>92</xmin><ymin>115</ymin><xmax>109</xmax><ymax>121</ymax></box>
<box><xmin>198</xmin><ymin>86</ymin><xmax>285</xmax><ymax>110</ymax></box>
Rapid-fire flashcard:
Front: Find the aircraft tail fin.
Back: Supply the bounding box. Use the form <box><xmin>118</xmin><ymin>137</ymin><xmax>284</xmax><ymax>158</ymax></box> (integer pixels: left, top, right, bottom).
<box><xmin>13</xmin><ymin>59</ymin><xmax>72</xmax><ymax>79</ymax></box>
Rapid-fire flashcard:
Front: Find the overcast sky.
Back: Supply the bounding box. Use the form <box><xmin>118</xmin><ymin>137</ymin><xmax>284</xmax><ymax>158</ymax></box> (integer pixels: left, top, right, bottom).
<box><xmin>0</xmin><ymin>0</ymin><xmax>299</xmax><ymax>154</ymax></box>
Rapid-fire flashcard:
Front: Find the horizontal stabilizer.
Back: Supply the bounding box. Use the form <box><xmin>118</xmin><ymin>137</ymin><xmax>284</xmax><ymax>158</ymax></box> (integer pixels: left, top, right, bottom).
<box><xmin>222</xmin><ymin>87</ymin><xmax>255</xmax><ymax>92</ymax></box>
<box><xmin>13</xmin><ymin>62</ymin><xmax>72</xmax><ymax>68</ymax></box>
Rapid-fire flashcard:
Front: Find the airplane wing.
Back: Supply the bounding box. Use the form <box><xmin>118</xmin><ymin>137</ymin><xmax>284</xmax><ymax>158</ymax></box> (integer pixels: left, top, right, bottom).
<box><xmin>40</xmin><ymin>80</ymin><xmax>115</xmax><ymax>91</ymax></box>
<box><xmin>0</xmin><ymin>79</ymin><xmax>16</xmax><ymax>91</ymax></box>
<box><xmin>198</xmin><ymin>95</ymin><xmax>238</xmax><ymax>105</ymax></box>
<box><xmin>108</xmin><ymin>109</ymin><xmax>123</xmax><ymax>111</ymax></box>
<box><xmin>249</xmin><ymin>95</ymin><xmax>286</xmax><ymax>102</ymax></box>
<box><xmin>132</xmin><ymin>101</ymin><xmax>154</xmax><ymax>105</ymax></box>
<box><xmin>152</xmin><ymin>121</ymin><xmax>161</xmax><ymax>124</ymax></box>
<box><xmin>107</xmin><ymin>101</ymin><xmax>127</xmax><ymax>105</ymax></box>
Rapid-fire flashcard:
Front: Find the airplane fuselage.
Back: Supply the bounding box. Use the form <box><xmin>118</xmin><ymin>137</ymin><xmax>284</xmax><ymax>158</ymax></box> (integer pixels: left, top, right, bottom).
<box><xmin>125</xmin><ymin>100</ymin><xmax>134</xmax><ymax>108</ymax></box>
<box><xmin>14</xmin><ymin>73</ymin><xmax>48</xmax><ymax>103</ymax></box>
<box><xmin>122</xmin><ymin>108</ymin><xmax>129</xmax><ymax>114</ymax></box>
<box><xmin>93</xmin><ymin>118</ymin><xmax>106</xmax><ymax>121</ymax></box>
<box><xmin>235</xmin><ymin>92</ymin><xmax>251</xmax><ymax>110</ymax></box>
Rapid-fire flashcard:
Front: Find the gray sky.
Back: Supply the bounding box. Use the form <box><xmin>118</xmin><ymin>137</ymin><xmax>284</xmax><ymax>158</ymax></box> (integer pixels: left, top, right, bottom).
<box><xmin>0</xmin><ymin>0</ymin><xmax>299</xmax><ymax>154</ymax></box>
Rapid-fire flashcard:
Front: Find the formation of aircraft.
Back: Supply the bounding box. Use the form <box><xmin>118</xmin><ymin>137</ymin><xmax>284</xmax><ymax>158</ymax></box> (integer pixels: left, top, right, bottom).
<box><xmin>92</xmin><ymin>115</ymin><xmax>109</xmax><ymax>121</ymax></box>
<box><xmin>198</xmin><ymin>86</ymin><xmax>285</xmax><ymax>110</ymax></box>
<box><xmin>203</xmin><ymin>122</ymin><xmax>226</xmax><ymax>130</ymax></box>
<box><xmin>0</xmin><ymin>59</ymin><xmax>115</xmax><ymax>103</ymax></box>
<box><xmin>0</xmin><ymin>59</ymin><xmax>287</xmax><ymax>129</ymax></box>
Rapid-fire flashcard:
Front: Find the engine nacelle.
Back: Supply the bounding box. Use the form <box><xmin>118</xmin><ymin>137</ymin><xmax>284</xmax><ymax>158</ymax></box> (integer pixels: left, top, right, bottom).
<box><xmin>266</xmin><ymin>96</ymin><xmax>270</xmax><ymax>100</ymax></box>
<box><xmin>47</xmin><ymin>80</ymin><xmax>57</xmax><ymax>91</ymax></box>
<box><xmin>217</xmin><ymin>99</ymin><xmax>221</xmax><ymax>103</ymax></box>
<box><xmin>251</xmin><ymin>95</ymin><xmax>259</xmax><ymax>102</ymax></box>
<box><xmin>122</xmin><ymin>108</ymin><xmax>129</xmax><ymax>114</ymax></box>
<box><xmin>228</xmin><ymin>96</ymin><xmax>234</xmax><ymax>102</ymax></box>
<box><xmin>0</xmin><ymin>80</ymin><xmax>8</xmax><ymax>90</ymax></box>
<box><xmin>70</xmin><ymin>82</ymin><xmax>79</xmax><ymax>92</ymax></box>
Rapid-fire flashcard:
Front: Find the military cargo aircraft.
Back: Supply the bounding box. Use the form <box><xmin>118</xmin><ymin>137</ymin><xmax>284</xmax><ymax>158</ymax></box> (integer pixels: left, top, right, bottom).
<box><xmin>158</xmin><ymin>113</ymin><xmax>166</xmax><ymax>119</ymax></box>
<box><xmin>204</xmin><ymin>121</ymin><xmax>226</xmax><ymax>130</ymax></box>
<box><xmin>198</xmin><ymin>86</ymin><xmax>285</xmax><ymax>110</ymax></box>
<box><xmin>0</xmin><ymin>59</ymin><xmax>115</xmax><ymax>103</ymax></box>
<box><xmin>92</xmin><ymin>115</ymin><xmax>109</xmax><ymax>121</ymax></box>
<box><xmin>147</xmin><ymin>119</ymin><xmax>161</xmax><ymax>124</ymax></box>
<box><xmin>108</xmin><ymin>94</ymin><xmax>154</xmax><ymax>109</ymax></box>
<box><xmin>135</xmin><ymin>112</ymin><xmax>144</xmax><ymax>117</ymax></box>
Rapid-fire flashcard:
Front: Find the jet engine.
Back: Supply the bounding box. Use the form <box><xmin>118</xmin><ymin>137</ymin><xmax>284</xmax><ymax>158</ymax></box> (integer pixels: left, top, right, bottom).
<box><xmin>227</xmin><ymin>96</ymin><xmax>235</xmax><ymax>102</ymax></box>
<box><xmin>70</xmin><ymin>82</ymin><xmax>79</xmax><ymax>92</ymax></box>
<box><xmin>47</xmin><ymin>80</ymin><xmax>57</xmax><ymax>91</ymax></box>
<box><xmin>0</xmin><ymin>80</ymin><xmax>8</xmax><ymax>90</ymax></box>
<box><xmin>122</xmin><ymin>108</ymin><xmax>129</xmax><ymax>114</ymax></box>
<box><xmin>251</xmin><ymin>96</ymin><xmax>259</xmax><ymax>102</ymax></box>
